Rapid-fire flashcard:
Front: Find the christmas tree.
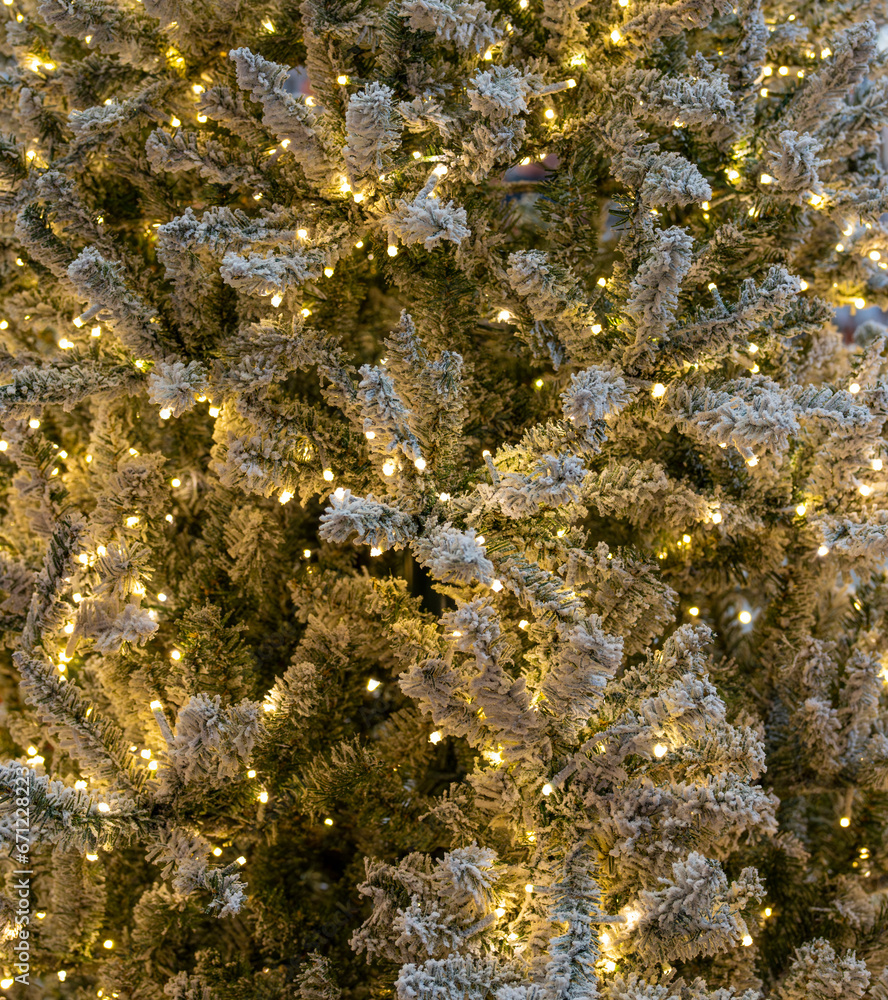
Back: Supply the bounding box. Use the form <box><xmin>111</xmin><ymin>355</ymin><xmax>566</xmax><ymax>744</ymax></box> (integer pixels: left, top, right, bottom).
<box><xmin>1</xmin><ymin>0</ymin><xmax>888</xmax><ymax>995</ymax></box>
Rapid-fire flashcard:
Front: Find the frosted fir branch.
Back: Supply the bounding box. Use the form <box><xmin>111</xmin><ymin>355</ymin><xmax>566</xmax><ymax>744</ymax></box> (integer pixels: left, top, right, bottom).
<box><xmin>219</xmin><ymin>246</ymin><xmax>329</xmax><ymax>296</ymax></box>
<box><xmin>581</xmin><ymin>460</ymin><xmax>710</xmax><ymax>530</ymax></box>
<box><xmin>541</xmin><ymin>618</ymin><xmax>623</xmax><ymax>730</ymax></box>
<box><xmin>147</xmin><ymin>828</ymin><xmax>248</xmax><ymax>917</ymax></box>
<box><xmin>344</xmin><ymin>82</ymin><xmax>402</xmax><ymax>179</ymax></box>
<box><xmin>627</xmin><ymin>58</ymin><xmax>738</xmax><ymax>135</ymax></box>
<box><xmin>382</xmin><ymin>189</ymin><xmax>470</xmax><ymax>250</ymax></box>
<box><xmin>81</xmin><ymin>599</ymin><xmax>159</xmax><ymax>653</ymax></box>
<box><xmin>506</xmin><ymin>250</ymin><xmax>596</xmax><ymax>333</ymax></box>
<box><xmin>398</xmin><ymin>0</ymin><xmax>502</xmax><ymax>53</ymax></box>
<box><xmin>318</xmin><ymin>490</ymin><xmax>417</xmax><ymax>551</ymax></box>
<box><xmin>229</xmin><ymin>47</ymin><xmax>333</xmax><ymax>186</ymax></box>
<box><xmin>623</xmin><ymin>0</ymin><xmax>732</xmax><ymax>41</ymax></box>
<box><xmin>544</xmin><ymin>842</ymin><xmax>602</xmax><ymax>1000</ymax></box>
<box><xmin>0</xmin><ymin>764</ymin><xmax>145</xmax><ymax>852</ymax></box>
<box><xmin>625</xmin><ymin>226</ymin><xmax>694</xmax><ymax>343</ymax></box>
<box><xmin>625</xmin><ymin>852</ymin><xmax>763</xmax><ymax>964</ymax></box>
<box><xmin>357</xmin><ymin>364</ymin><xmax>421</xmax><ymax>460</ymax></box>
<box><xmin>460</xmin><ymin>119</ymin><xmax>527</xmax><ymax>183</ymax></box>
<box><xmin>67</xmin><ymin>246</ymin><xmax>164</xmax><ymax>359</ymax></box>
<box><xmin>775</xmin><ymin>939</ymin><xmax>870</xmax><ymax>1000</ymax></box>
<box><xmin>561</xmin><ymin>365</ymin><xmax>636</xmax><ymax>431</ymax></box>
<box><xmin>467</xmin><ymin>65</ymin><xmax>532</xmax><ymax>119</ymax></box>
<box><xmin>0</xmin><ymin>361</ymin><xmax>143</xmax><ymax>418</ymax></box>
<box><xmin>765</xmin><ymin>130</ymin><xmax>828</xmax><ymax>202</ymax></box>
<box><xmin>14</xmin><ymin>203</ymin><xmax>77</xmax><ymax>278</ymax></box>
<box><xmin>412</xmin><ymin>522</ymin><xmax>494</xmax><ymax>586</ymax></box>
<box><xmin>787</xmin><ymin>20</ymin><xmax>878</xmax><ymax>134</ymax></box>
<box><xmin>480</xmin><ymin>453</ymin><xmax>587</xmax><ymax>517</ymax></box>
<box><xmin>669</xmin><ymin>377</ymin><xmax>800</xmax><ymax>460</ymax></box>
<box><xmin>396</xmin><ymin>954</ymin><xmax>503</xmax><ymax>1000</ymax></box>
<box><xmin>145</xmin><ymin>129</ymin><xmax>262</xmax><ymax>189</ymax></box>
<box><xmin>159</xmin><ymin>694</ymin><xmax>260</xmax><ymax>792</ymax></box>
<box><xmin>147</xmin><ymin>359</ymin><xmax>209</xmax><ymax>417</ymax></box>
<box><xmin>37</xmin><ymin>0</ymin><xmax>161</xmax><ymax>70</ymax></box>
<box><xmin>67</xmin><ymin>81</ymin><xmax>170</xmax><ymax>141</ymax></box>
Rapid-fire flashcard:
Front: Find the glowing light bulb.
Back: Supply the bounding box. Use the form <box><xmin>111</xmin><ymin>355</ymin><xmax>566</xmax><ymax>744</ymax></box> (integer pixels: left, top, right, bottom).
<box><xmin>860</xmin><ymin>484</ymin><xmax>873</xmax><ymax>497</ymax></box>
<box><xmin>840</xmin><ymin>816</ymin><xmax>850</xmax><ymax>827</ymax></box>
<box><xmin>370</xmin><ymin>545</ymin><xmax>382</xmax><ymax>555</ymax></box>
<box><xmin>170</xmin><ymin>649</ymin><xmax>181</xmax><ymax>660</ymax></box>
<box><xmin>742</xmin><ymin>935</ymin><xmax>753</xmax><ymax>947</ymax></box>
<box><xmin>387</xmin><ymin>245</ymin><xmax>398</xmax><ymax>257</ymax></box>
<box><xmin>367</xmin><ymin>678</ymin><xmax>381</xmax><ymax>691</ymax></box>
<box><xmin>534</xmin><ymin>378</ymin><xmax>544</xmax><ymax>388</ymax></box>
<box><xmin>258</xmin><ymin>790</ymin><xmax>268</xmax><ymax>803</ymax></box>
<box><xmin>208</xmin><ymin>406</ymin><xmax>220</xmax><ymax>417</ymax></box>
<box><xmin>850</xmin><ymin>383</ymin><xmax>861</xmax><ymax>394</ymax></box>
<box><xmin>727</xmin><ymin>168</ymin><xmax>740</xmax><ymax>181</ymax></box>
<box><xmin>873</xmin><ymin>459</ymin><xmax>883</xmax><ymax>471</ymax></box>
<box><xmin>28</xmin><ymin>418</ymin><xmax>40</xmax><ymax>429</ymax></box>
<box><xmin>739</xmin><ymin>610</ymin><xmax>752</xmax><ymax>624</ymax></box>
<box><xmin>495</xmin><ymin>906</ymin><xmax>505</xmax><ymax>917</ymax></box>
<box><xmin>760</xmin><ymin>173</ymin><xmax>773</xmax><ymax>184</ymax></box>
<box><xmin>747</xmin><ymin>456</ymin><xmax>758</xmax><ymax>467</ymax></box>
<box><xmin>688</xmin><ymin>607</ymin><xmax>699</xmax><ymax>616</ymax></box>
<box><xmin>322</xmin><ymin>469</ymin><xmax>334</xmax><ymax>482</ymax></box>
<box><xmin>126</xmin><ymin>516</ymin><xmax>140</xmax><ymax>527</ymax></box>
<box><xmin>542</xmin><ymin>783</ymin><xmax>553</xmax><ymax>795</ymax></box>
<box><xmin>58</xmin><ymin>972</ymin><xmax>66</xmax><ymax>982</ymax></box>
<box><xmin>414</xmin><ymin>457</ymin><xmax>427</xmax><ymax>471</ymax></box>
<box><xmin>603</xmin><ymin>961</ymin><xmax>617</xmax><ymax>972</ymax></box>
<box><xmin>490</xmin><ymin>579</ymin><xmax>503</xmax><ymax>592</ymax></box>
<box><xmin>525</xmin><ymin>883</ymin><xmax>534</xmax><ymax>893</ymax></box>
<box><xmin>438</xmin><ymin>492</ymin><xmax>450</xmax><ymax>501</ymax></box>
<box><xmin>651</xmin><ymin>383</ymin><xmax>666</xmax><ymax>398</ymax></box>
<box><xmin>763</xmin><ymin>907</ymin><xmax>772</xmax><ymax>917</ymax></box>
<box><xmin>1</xmin><ymin>979</ymin><xmax>13</xmax><ymax>989</ymax></box>
<box><xmin>382</xmin><ymin>461</ymin><xmax>396</xmax><ymax>476</ymax></box>
<box><xmin>297</xmin><ymin>228</ymin><xmax>308</xmax><ymax>239</ymax></box>
<box><xmin>870</xmin><ymin>251</ymin><xmax>881</xmax><ymax>261</ymax></box>
<box><xmin>337</xmin><ymin>74</ymin><xmax>348</xmax><ymax>85</ymax></box>
<box><xmin>97</xmin><ymin>802</ymin><xmax>110</xmax><ymax>813</ymax></box>
<box><xmin>544</xmin><ymin>108</ymin><xmax>555</xmax><ymax>119</ymax></box>
<box><xmin>610</xmin><ymin>28</ymin><xmax>621</xmax><ymax>42</ymax></box>
<box><xmin>653</xmin><ymin>744</ymin><xmax>668</xmax><ymax>758</ymax></box>
<box><xmin>270</xmin><ymin>293</ymin><xmax>282</xmax><ymax>308</ymax></box>
<box><xmin>429</xmin><ymin>731</ymin><xmax>442</xmax><ymax>744</ymax></box>
<box><xmin>836</xmin><ymin>244</ymin><xmax>844</xmax><ymax>252</ymax></box>
<box><xmin>818</xmin><ymin>544</ymin><xmax>829</xmax><ymax>556</ymax></box>
<box><xmin>854</xmin><ymin>298</ymin><xmax>866</xmax><ymax>310</ymax></box>
<box><xmin>236</xmin><ymin>856</ymin><xmax>246</xmax><ymax>865</ymax></box>
<box><xmin>796</xmin><ymin>503</ymin><xmax>807</xmax><ymax>516</ymax></box>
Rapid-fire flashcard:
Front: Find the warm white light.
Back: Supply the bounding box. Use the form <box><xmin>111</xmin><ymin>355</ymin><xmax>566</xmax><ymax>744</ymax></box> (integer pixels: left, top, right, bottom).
<box><xmin>873</xmin><ymin>459</ymin><xmax>883</xmax><ymax>471</ymax></box>
<box><xmin>322</xmin><ymin>469</ymin><xmax>334</xmax><ymax>481</ymax></box>
<box><xmin>429</xmin><ymin>731</ymin><xmax>442</xmax><ymax>744</ymax></box>
<box><xmin>495</xmin><ymin>906</ymin><xmax>505</xmax><ymax>917</ymax></box>
<box><xmin>336</xmin><ymin>75</ymin><xmax>348</xmax><ymax>85</ymax></box>
<box><xmin>542</xmin><ymin>783</ymin><xmax>553</xmax><ymax>796</ymax></box>
<box><xmin>170</xmin><ymin>649</ymin><xmax>181</xmax><ymax>660</ymax></box>
<box><xmin>367</xmin><ymin>679</ymin><xmax>381</xmax><ymax>691</ymax></box>
<box><xmin>324</xmin><ymin>818</ymin><xmax>334</xmax><ymax>826</ymax></box>
<box><xmin>747</xmin><ymin>456</ymin><xmax>758</xmax><ymax>467</ymax></box>
<box><xmin>850</xmin><ymin>383</ymin><xmax>861</xmax><ymax>394</ymax></box>
<box><xmin>544</xmin><ymin>108</ymin><xmax>555</xmax><ymax>120</ymax></box>
<box><xmin>860</xmin><ymin>484</ymin><xmax>873</xmax><ymax>497</ymax></box>
<box><xmin>271</xmin><ymin>294</ymin><xmax>282</xmax><ymax>308</ymax></box>
<box><xmin>414</xmin><ymin>457</ymin><xmax>427</xmax><ymax>471</ymax></box>
<box><xmin>742</xmin><ymin>935</ymin><xmax>753</xmax><ymax>947</ymax></box>
<box><xmin>651</xmin><ymin>383</ymin><xmax>666</xmax><ymax>398</ymax></box>
<box><xmin>370</xmin><ymin>547</ymin><xmax>382</xmax><ymax>556</ymax></box>
<box><xmin>387</xmin><ymin>245</ymin><xmax>398</xmax><ymax>257</ymax></box>
<box><xmin>97</xmin><ymin>802</ymin><xmax>110</xmax><ymax>813</ymax></box>
<box><xmin>258</xmin><ymin>790</ymin><xmax>268</xmax><ymax>803</ymax></box>
<box><xmin>208</xmin><ymin>406</ymin><xmax>220</xmax><ymax>417</ymax></box>
<box><xmin>653</xmin><ymin>743</ymin><xmax>668</xmax><ymax>758</ymax></box>
<box><xmin>324</xmin><ymin>267</ymin><xmax>334</xmax><ymax>277</ymax></box>
<box><xmin>297</xmin><ymin>228</ymin><xmax>308</xmax><ymax>239</ymax></box>
<box><xmin>688</xmin><ymin>606</ymin><xmax>699</xmax><ymax>616</ymax></box>
<box><xmin>490</xmin><ymin>579</ymin><xmax>503</xmax><ymax>592</ymax></box>
<box><xmin>438</xmin><ymin>492</ymin><xmax>450</xmax><ymax>501</ymax></box>
<box><xmin>610</xmin><ymin>28</ymin><xmax>621</xmax><ymax>42</ymax></box>
<box><xmin>760</xmin><ymin>173</ymin><xmax>773</xmax><ymax>184</ymax></box>
<box><xmin>28</xmin><ymin>418</ymin><xmax>40</xmax><ymax>429</ymax></box>
<box><xmin>870</xmin><ymin>251</ymin><xmax>881</xmax><ymax>261</ymax></box>
<box><xmin>739</xmin><ymin>610</ymin><xmax>752</xmax><ymax>624</ymax></box>
<box><xmin>279</xmin><ymin>491</ymin><xmax>293</xmax><ymax>504</ymax></box>
<box><xmin>382</xmin><ymin>461</ymin><xmax>396</xmax><ymax>476</ymax></box>
<box><xmin>796</xmin><ymin>503</ymin><xmax>807</xmax><ymax>516</ymax></box>
<box><xmin>854</xmin><ymin>298</ymin><xmax>866</xmax><ymax>310</ymax></box>
<box><xmin>818</xmin><ymin>544</ymin><xmax>829</xmax><ymax>556</ymax></box>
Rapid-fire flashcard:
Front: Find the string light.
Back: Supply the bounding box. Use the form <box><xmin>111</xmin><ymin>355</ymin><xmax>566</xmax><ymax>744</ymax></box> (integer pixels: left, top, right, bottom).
<box><xmin>849</xmin><ymin>383</ymin><xmax>861</xmax><ymax>394</ymax></box>
<box><xmin>258</xmin><ymin>790</ymin><xmax>268</xmax><ymax>803</ymax></box>
<box><xmin>542</xmin><ymin>783</ymin><xmax>553</xmax><ymax>795</ymax></box>
<box><xmin>817</xmin><ymin>544</ymin><xmax>829</xmax><ymax>556</ymax></box>
<box><xmin>271</xmin><ymin>294</ymin><xmax>282</xmax><ymax>308</ymax></box>
<box><xmin>28</xmin><ymin>418</ymin><xmax>40</xmax><ymax>429</ymax></box>
<box><xmin>840</xmin><ymin>816</ymin><xmax>851</xmax><ymax>827</ymax></box>
<box><xmin>387</xmin><ymin>245</ymin><xmax>398</xmax><ymax>257</ymax></box>
<box><xmin>688</xmin><ymin>606</ymin><xmax>699</xmax><ymax>616</ymax></box>
<box><xmin>860</xmin><ymin>484</ymin><xmax>873</xmax><ymax>497</ymax></box>
<box><xmin>873</xmin><ymin>459</ymin><xmax>883</xmax><ymax>471</ymax></box>
<box><xmin>382</xmin><ymin>461</ymin><xmax>396</xmax><ymax>476</ymax></box>
<box><xmin>103</xmin><ymin>940</ymin><xmax>114</xmax><ymax>950</ymax></box>
<box><xmin>651</xmin><ymin>383</ymin><xmax>666</xmax><ymax>398</ymax></box>
<box><xmin>170</xmin><ymin>650</ymin><xmax>181</xmax><ymax>660</ymax></box>
<box><xmin>212</xmin><ymin>847</ymin><xmax>223</xmax><ymax>856</ymax></box>
<box><xmin>370</xmin><ymin>547</ymin><xmax>382</xmax><ymax>556</ymax></box>
<box><xmin>747</xmin><ymin>456</ymin><xmax>758</xmax><ymax>467</ymax></box>
<box><xmin>367</xmin><ymin>679</ymin><xmax>381</xmax><ymax>692</ymax></box>
<box><xmin>279</xmin><ymin>490</ymin><xmax>293</xmax><ymax>504</ymax></box>
<box><xmin>653</xmin><ymin>743</ymin><xmax>668</xmax><ymax>757</ymax></box>
<box><xmin>610</xmin><ymin>28</ymin><xmax>622</xmax><ymax>42</ymax></box>
<box><xmin>97</xmin><ymin>802</ymin><xmax>110</xmax><ymax>813</ymax></box>
<box><xmin>742</xmin><ymin>935</ymin><xmax>753</xmax><ymax>947</ymax></box>
<box><xmin>760</xmin><ymin>174</ymin><xmax>773</xmax><ymax>184</ymax></box>
<box><xmin>796</xmin><ymin>503</ymin><xmax>807</xmax><ymax>516</ymax></box>
<box><xmin>490</xmin><ymin>579</ymin><xmax>504</xmax><ymax>592</ymax></box>
<box><xmin>739</xmin><ymin>610</ymin><xmax>752</xmax><ymax>624</ymax></box>
<box><xmin>414</xmin><ymin>457</ymin><xmax>427</xmax><ymax>471</ymax></box>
